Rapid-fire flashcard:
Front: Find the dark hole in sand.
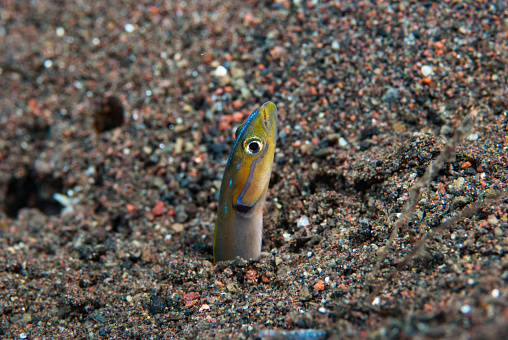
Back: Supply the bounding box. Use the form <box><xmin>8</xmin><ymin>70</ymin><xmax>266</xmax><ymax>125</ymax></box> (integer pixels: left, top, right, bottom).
<box><xmin>93</xmin><ymin>95</ymin><xmax>125</xmax><ymax>133</ymax></box>
<box><xmin>2</xmin><ymin>170</ymin><xmax>64</xmax><ymax>218</ymax></box>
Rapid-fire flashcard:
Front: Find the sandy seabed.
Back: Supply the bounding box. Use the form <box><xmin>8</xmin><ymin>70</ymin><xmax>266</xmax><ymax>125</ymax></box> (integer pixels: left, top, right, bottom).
<box><xmin>0</xmin><ymin>1</ymin><xmax>507</xmax><ymax>339</ymax></box>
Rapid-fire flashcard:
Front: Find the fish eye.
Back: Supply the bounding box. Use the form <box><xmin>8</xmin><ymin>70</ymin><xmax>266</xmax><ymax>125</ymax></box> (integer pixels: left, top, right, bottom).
<box><xmin>243</xmin><ymin>137</ymin><xmax>264</xmax><ymax>155</ymax></box>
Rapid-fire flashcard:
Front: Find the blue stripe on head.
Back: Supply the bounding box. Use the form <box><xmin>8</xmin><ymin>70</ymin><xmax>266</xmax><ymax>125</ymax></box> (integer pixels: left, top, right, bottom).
<box><xmin>227</xmin><ymin>108</ymin><xmax>260</xmax><ymax>165</ymax></box>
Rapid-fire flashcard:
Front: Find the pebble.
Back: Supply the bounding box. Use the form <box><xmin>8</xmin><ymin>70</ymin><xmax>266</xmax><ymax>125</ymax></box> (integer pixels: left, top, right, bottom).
<box><xmin>467</xmin><ymin>133</ymin><xmax>479</xmax><ymax>141</ymax></box>
<box><xmin>171</xmin><ymin>223</ymin><xmax>184</xmax><ymax>233</ymax></box>
<box><xmin>124</xmin><ymin>23</ymin><xmax>135</xmax><ymax>32</ymax></box>
<box><xmin>212</xmin><ymin>65</ymin><xmax>228</xmax><ymax>77</ymax></box>
<box><xmin>451</xmin><ymin>196</ymin><xmax>468</xmax><ymax>210</ymax></box>
<box><xmin>234</xmin><ymin>256</ymin><xmax>248</xmax><ymax>267</ymax></box>
<box><xmin>226</xmin><ymin>282</ymin><xmax>238</xmax><ymax>293</ymax></box>
<box><xmin>297</xmin><ymin>215</ymin><xmax>310</xmax><ymax>228</ymax></box>
<box><xmin>152</xmin><ymin>200</ymin><xmax>167</xmax><ymax>216</ymax></box>
<box><xmin>22</xmin><ymin>313</ymin><xmax>32</xmax><ymax>324</ymax></box>
<box><xmin>199</xmin><ymin>304</ymin><xmax>210</xmax><ymax>312</ymax></box>
<box><xmin>440</xmin><ymin>124</ymin><xmax>452</xmax><ymax>136</ymax></box>
<box><xmin>299</xmin><ymin>286</ymin><xmax>311</xmax><ymax>301</ymax></box>
<box><xmin>487</xmin><ymin>215</ymin><xmax>498</xmax><ymax>226</ymax></box>
<box><xmin>421</xmin><ymin>65</ymin><xmax>433</xmax><ymax>77</ymax></box>
<box><xmin>314</xmin><ymin>280</ymin><xmax>325</xmax><ymax>291</ymax></box>
<box><xmin>338</xmin><ymin>137</ymin><xmax>348</xmax><ymax>147</ymax></box>
<box><xmin>143</xmin><ymin>146</ymin><xmax>152</xmax><ymax>155</ymax></box>
<box><xmin>230</xmin><ymin>67</ymin><xmax>245</xmax><ymax>78</ymax></box>
<box><xmin>485</xmin><ymin>188</ymin><xmax>498</xmax><ymax>198</ymax></box>
<box><xmin>174</xmin><ymin>204</ymin><xmax>189</xmax><ymax>223</ymax></box>
<box><xmin>240</xmin><ymin>87</ymin><xmax>251</xmax><ymax>99</ymax></box>
<box><xmin>453</xmin><ymin>177</ymin><xmax>465</xmax><ymax>191</ymax></box>
<box><xmin>174</xmin><ymin>137</ymin><xmax>185</xmax><ymax>154</ymax></box>
<box><xmin>382</xmin><ymin>87</ymin><xmax>399</xmax><ymax>104</ymax></box>
<box><xmin>232</xmin><ymin>77</ymin><xmax>246</xmax><ymax>89</ymax></box>
<box><xmin>218</xmin><ymin>75</ymin><xmax>231</xmax><ymax>86</ymax></box>
<box><xmin>56</xmin><ymin>27</ymin><xmax>65</xmax><ymax>36</ymax></box>
<box><xmin>201</xmin><ymin>52</ymin><xmax>214</xmax><ymax>63</ymax></box>
<box><xmin>460</xmin><ymin>305</ymin><xmax>471</xmax><ymax>314</ymax></box>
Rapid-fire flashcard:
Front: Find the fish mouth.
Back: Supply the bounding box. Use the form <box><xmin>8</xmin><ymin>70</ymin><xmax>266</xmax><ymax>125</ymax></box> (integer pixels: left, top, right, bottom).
<box><xmin>233</xmin><ymin>203</ymin><xmax>253</xmax><ymax>214</ymax></box>
<box><xmin>260</xmin><ymin>101</ymin><xmax>277</xmax><ymax>135</ymax></box>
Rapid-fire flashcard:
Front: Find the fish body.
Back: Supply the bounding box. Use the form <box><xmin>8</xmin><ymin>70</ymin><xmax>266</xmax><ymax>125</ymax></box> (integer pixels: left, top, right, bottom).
<box><xmin>213</xmin><ymin>102</ymin><xmax>278</xmax><ymax>262</ymax></box>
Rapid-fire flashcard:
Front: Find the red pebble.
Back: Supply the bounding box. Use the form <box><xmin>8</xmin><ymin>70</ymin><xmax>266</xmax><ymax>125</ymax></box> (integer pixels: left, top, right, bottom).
<box><xmin>152</xmin><ymin>200</ymin><xmax>167</xmax><ymax>216</ymax></box>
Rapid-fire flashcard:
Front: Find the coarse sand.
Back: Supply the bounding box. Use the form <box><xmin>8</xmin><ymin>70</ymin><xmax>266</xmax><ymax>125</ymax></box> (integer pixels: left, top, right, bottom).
<box><xmin>0</xmin><ymin>1</ymin><xmax>507</xmax><ymax>339</ymax></box>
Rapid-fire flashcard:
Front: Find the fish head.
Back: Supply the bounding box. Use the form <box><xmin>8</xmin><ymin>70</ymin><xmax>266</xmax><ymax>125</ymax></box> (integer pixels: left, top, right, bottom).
<box><xmin>225</xmin><ymin>101</ymin><xmax>278</xmax><ymax>214</ymax></box>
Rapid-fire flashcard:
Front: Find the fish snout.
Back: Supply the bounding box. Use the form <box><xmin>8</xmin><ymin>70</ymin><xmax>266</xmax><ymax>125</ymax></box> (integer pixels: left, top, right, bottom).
<box><xmin>260</xmin><ymin>101</ymin><xmax>277</xmax><ymax>136</ymax></box>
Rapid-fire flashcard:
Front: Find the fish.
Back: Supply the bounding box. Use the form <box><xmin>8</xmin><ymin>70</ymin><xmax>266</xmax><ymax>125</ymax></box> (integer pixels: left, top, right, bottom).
<box><xmin>213</xmin><ymin>101</ymin><xmax>278</xmax><ymax>262</ymax></box>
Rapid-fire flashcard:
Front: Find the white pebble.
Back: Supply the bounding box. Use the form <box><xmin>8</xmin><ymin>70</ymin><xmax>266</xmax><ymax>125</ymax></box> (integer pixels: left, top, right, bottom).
<box><xmin>319</xmin><ymin>307</ymin><xmax>326</xmax><ymax>313</ymax></box>
<box><xmin>212</xmin><ymin>65</ymin><xmax>228</xmax><ymax>77</ymax></box>
<box><xmin>421</xmin><ymin>65</ymin><xmax>433</xmax><ymax>77</ymax></box>
<box><xmin>56</xmin><ymin>27</ymin><xmax>65</xmax><ymax>37</ymax></box>
<box><xmin>460</xmin><ymin>304</ymin><xmax>471</xmax><ymax>314</ymax></box>
<box><xmin>372</xmin><ymin>297</ymin><xmax>380</xmax><ymax>305</ymax></box>
<box><xmin>44</xmin><ymin>59</ymin><xmax>53</xmax><ymax>68</ymax></box>
<box><xmin>338</xmin><ymin>137</ymin><xmax>348</xmax><ymax>147</ymax></box>
<box><xmin>297</xmin><ymin>215</ymin><xmax>310</xmax><ymax>228</ymax></box>
<box><xmin>331</xmin><ymin>41</ymin><xmax>340</xmax><ymax>50</ymax></box>
<box><xmin>467</xmin><ymin>133</ymin><xmax>479</xmax><ymax>141</ymax></box>
<box><xmin>198</xmin><ymin>304</ymin><xmax>210</xmax><ymax>312</ymax></box>
<box><xmin>53</xmin><ymin>193</ymin><xmax>78</xmax><ymax>214</ymax></box>
<box><xmin>492</xmin><ymin>289</ymin><xmax>500</xmax><ymax>298</ymax></box>
<box><xmin>124</xmin><ymin>23</ymin><xmax>135</xmax><ymax>32</ymax></box>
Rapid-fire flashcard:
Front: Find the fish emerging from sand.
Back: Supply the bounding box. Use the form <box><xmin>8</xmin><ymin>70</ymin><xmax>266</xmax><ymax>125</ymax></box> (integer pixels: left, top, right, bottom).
<box><xmin>213</xmin><ymin>102</ymin><xmax>278</xmax><ymax>262</ymax></box>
